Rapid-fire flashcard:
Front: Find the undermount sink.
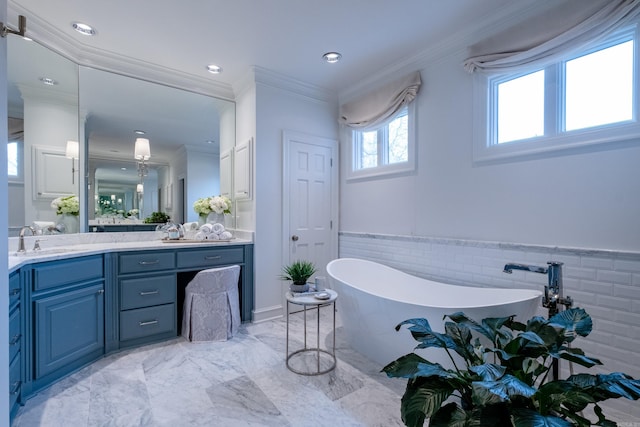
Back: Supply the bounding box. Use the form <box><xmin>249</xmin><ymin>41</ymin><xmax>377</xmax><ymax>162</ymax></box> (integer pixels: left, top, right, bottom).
<box><xmin>12</xmin><ymin>247</ymin><xmax>81</xmax><ymax>257</ymax></box>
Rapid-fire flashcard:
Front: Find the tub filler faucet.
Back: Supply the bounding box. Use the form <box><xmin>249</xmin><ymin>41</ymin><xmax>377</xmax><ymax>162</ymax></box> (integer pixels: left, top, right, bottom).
<box><xmin>503</xmin><ymin>261</ymin><xmax>573</xmax><ymax>317</ymax></box>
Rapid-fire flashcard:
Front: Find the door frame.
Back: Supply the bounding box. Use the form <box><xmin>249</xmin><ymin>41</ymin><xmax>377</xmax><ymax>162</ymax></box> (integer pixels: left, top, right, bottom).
<box><xmin>281</xmin><ymin>130</ymin><xmax>339</xmax><ymax>269</ymax></box>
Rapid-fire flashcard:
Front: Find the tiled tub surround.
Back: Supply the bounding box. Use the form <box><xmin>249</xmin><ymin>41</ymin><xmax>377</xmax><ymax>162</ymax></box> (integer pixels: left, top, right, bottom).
<box><xmin>339</xmin><ymin>231</ymin><xmax>640</xmax><ymax>422</ymax></box>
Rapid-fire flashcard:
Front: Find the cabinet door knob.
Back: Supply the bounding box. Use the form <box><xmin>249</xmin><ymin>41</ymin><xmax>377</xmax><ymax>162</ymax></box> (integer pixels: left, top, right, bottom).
<box><xmin>291</xmin><ymin>235</ymin><xmax>299</xmax><ymax>241</ymax></box>
<box><xmin>9</xmin><ymin>334</ymin><xmax>21</xmax><ymax>346</ymax></box>
<box><xmin>97</xmin><ymin>289</ymin><xmax>104</xmax><ymax>294</ymax></box>
<box><xmin>10</xmin><ymin>381</ymin><xmax>21</xmax><ymax>395</ymax></box>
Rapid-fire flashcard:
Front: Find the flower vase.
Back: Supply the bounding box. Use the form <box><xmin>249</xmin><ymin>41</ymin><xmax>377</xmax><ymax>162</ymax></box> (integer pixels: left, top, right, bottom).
<box><xmin>206</xmin><ymin>212</ymin><xmax>225</xmax><ymax>225</ymax></box>
<box><xmin>198</xmin><ymin>214</ymin><xmax>208</xmax><ymax>226</ymax></box>
<box><xmin>58</xmin><ymin>213</ymin><xmax>79</xmax><ymax>234</ymax></box>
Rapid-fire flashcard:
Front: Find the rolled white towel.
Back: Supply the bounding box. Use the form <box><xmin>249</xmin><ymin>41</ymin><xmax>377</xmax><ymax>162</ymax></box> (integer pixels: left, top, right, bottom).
<box><xmin>199</xmin><ymin>223</ymin><xmax>213</xmax><ymax>234</ymax></box>
<box><xmin>194</xmin><ymin>231</ymin><xmax>207</xmax><ymax>240</ymax></box>
<box><xmin>33</xmin><ymin>221</ymin><xmax>55</xmax><ymax>229</ymax></box>
<box><xmin>211</xmin><ymin>223</ymin><xmax>225</xmax><ymax>235</ymax></box>
<box><xmin>219</xmin><ymin>231</ymin><xmax>233</xmax><ymax>240</ymax></box>
<box><xmin>182</xmin><ymin>221</ymin><xmax>199</xmax><ymax>231</ymax></box>
<box><xmin>205</xmin><ymin>233</ymin><xmax>220</xmax><ymax>240</ymax></box>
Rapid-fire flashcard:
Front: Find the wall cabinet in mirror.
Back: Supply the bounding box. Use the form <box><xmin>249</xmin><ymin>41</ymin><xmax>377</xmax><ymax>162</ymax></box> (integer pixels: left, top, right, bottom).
<box><xmin>32</xmin><ymin>146</ymin><xmax>76</xmax><ymax>199</ymax></box>
<box><xmin>234</xmin><ymin>138</ymin><xmax>253</xmax><ymax>200</ymax></box>
<box><xmin>220</xmin><ymin>149</ymin><xmax>233</xmax><ymax>198</ymax></box>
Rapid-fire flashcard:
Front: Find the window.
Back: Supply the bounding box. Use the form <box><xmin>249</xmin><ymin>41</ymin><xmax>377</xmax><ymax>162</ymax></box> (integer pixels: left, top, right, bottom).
<box><xmin>7</xmin><ymin>141</ymin><xmax>22</xmax><ymax>181</ymax></box>
<box><xmin>474</xmin><ymin>26</ymin><xmax>640</xmax><ymax>162</ymax></box>
<box><xmin>349</xmin><ymin>104</ymin><xmax>415</xmax><ymax>179</ymax></box>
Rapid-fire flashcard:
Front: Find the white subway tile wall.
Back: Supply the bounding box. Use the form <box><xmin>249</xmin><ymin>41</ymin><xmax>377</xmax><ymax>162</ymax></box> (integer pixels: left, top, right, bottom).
<box><xmin>338</xmin><ymin>232</ymin><xmax>640</xmax><ymax>422</ymax></box>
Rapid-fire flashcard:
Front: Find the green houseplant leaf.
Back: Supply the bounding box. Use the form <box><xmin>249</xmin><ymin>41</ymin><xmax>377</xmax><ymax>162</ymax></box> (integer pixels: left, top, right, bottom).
<box><xmin>385</xmin><ymin>308</ymin><xmax>640</xmax><ymax>427</ymax></box>
<box><xmin>280</xmin><ymin>260</ymin><xmax>316</xmax><ymax>285</ymax></box>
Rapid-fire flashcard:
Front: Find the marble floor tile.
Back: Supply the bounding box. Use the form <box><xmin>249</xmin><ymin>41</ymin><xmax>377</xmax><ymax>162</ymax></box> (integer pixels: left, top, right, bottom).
<box><xmin>13</xmin><ymin>316</ymin><xmax>405</xmax><ymax>427</ymax></box>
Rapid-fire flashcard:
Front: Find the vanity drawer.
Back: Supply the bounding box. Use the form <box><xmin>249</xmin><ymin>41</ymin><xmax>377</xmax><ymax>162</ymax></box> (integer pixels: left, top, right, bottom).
<box><xmin>33</xmin><ymin>255</ymin><xmax>103</xmax><ymax>291</ymax></box>
<box><xmin>119</xmin><ymin>252</ymin><xmax>175</xmax><ymax>274</ymax></box>
<box><xmin>9</xmin><ymin>271</ymin><xmax>20</xmax><ymax>309</ymax></box>
<box><xmin>176</xmin><ymin>247</ymin><xmax>244</xmax><ymax>269</ymax></box>
<box><xmin>9</xmin><ymin>306</ymin><xmax>21</xmax><ymax>362</ymax></box>
<box><xmin>120</xmin><ymin>303</ymin><xmax>175</xmax><ymax>341</ymax></box>
<box><xmin>120</xmin><ymin>274</ymin><xmax>176</xmax><ymax>310</ymax></box>
<box><xmin>9</xmin><ymin>350</ymin><xmax>21</xmax><ymax>409</ymax></box>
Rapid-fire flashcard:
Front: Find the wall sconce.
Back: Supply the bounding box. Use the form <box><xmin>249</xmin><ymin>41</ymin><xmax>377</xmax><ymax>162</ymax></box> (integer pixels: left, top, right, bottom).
<box><xmin>1</xmin><ymin>15</ymin><xmax>28</xmax><ymax>39</ymax></box>
<box><xmin>65</xmin><ymin>140</ymin><xmax>79</xmax><ymax>184</ymax></box>
<box><xmin>136</xmin><ymin>183</ymin><xmax>144</xmax><ymax>193</ymax></box>
<box><xmin>134</xmin><ymin>137</ymin><xmax>151</xmax><ymax>177</ymax></box>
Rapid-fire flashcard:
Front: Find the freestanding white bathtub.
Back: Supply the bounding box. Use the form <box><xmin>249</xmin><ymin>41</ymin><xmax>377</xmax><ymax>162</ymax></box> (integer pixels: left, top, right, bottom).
<box><xmin>326</xmin><ymin>258</ymin><xmax>542</xmax><ymax>367</ymax></box>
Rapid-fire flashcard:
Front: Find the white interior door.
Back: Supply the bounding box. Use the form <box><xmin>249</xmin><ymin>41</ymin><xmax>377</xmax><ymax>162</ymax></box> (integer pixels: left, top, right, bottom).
<box><xmin>283</xmin><ymin>131</ymin><xmax>338</xmax><ymax>278</ymax></box>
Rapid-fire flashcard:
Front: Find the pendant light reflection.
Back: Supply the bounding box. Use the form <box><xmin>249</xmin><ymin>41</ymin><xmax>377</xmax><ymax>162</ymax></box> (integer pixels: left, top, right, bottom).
<box><xmin>65</xmin><ymin>140</ymin><xmax>79</xmax><ymax>184</ymax></box>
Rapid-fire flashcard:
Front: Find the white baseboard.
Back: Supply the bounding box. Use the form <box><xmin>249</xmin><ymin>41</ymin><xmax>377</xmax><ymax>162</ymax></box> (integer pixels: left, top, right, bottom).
<box><xmin>251</xmin><ymin>305</ymin><xmax>283</xmax><ymax>323</ymax></box>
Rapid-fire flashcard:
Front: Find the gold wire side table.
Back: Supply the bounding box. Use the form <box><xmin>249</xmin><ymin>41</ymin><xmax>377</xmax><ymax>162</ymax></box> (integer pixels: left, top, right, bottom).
<box><xmin>285</xmin><ymin>289</ymin><xmax>337</xmax><ymax>375</ymax></box>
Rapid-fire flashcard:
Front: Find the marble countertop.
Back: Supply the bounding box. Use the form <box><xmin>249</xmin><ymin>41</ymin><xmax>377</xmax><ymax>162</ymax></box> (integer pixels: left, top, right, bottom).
<box><xmin>8</xmin><ymin>230</ymin><xmax>253</xmax><ymax>272</ymax></box>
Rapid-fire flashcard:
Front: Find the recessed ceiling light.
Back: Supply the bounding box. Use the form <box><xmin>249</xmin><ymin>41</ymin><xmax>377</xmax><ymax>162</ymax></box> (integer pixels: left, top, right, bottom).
<box><xmin>121</xmin><ymin>167</ymin><xmax>127</xmax><ymax>171</ymax></box>
<box><xmin>39</xmin><ymin>77</ymin><xmax>58</xmax><ymax>86</ymax></box>
<box><xmin>206</xmin><ymin>64</ymin><xmax>222</xmax><ymax>74</ymax></box>
<box><xmin>322</xmin><ymin>52</ymin><xmax>342</xmax><ymax>63</ymax></box>
<box><xmin>206</xmin><ymin>140</ymin><xmax>214</xmax><ymax>144</ymax></box>
<box><xmin>72</xmin><ymin>22</ymin><xmax>96</xmax><ymax>36</ymax></box>
<box><xmin>134</xmin><ymin>130</ymin><xmax>146</xmax><ymax>135</ymax></box>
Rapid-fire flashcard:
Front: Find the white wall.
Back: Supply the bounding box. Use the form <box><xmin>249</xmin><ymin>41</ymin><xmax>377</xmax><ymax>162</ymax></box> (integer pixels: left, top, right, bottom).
<box><xmin>185</xmin><ymin>147</ymin><xmax>219</xmax><ymax>223</ymax></box>
<box><xmin>340</xmin><ymin>48</ymin><xmax>640</xmax><ymax>253</ymax></box>
<box><xmin>336</xmin><ymin>6</ymin><xmax>640</xmax><ymax>421</ymax></box>
<box><xmin>234</xmin><ymin>79</ymin><xmax>256</xmax><ymax>233</ymax></box>
<box><xmin>236</xmin><ymin>69</ymin><xmax>338</xmax><ymax>321</ymax></box>
<box><xmin>1</xmin><ymin>0</ymin><xmax>10</xmax><ymax>421</ymax></box>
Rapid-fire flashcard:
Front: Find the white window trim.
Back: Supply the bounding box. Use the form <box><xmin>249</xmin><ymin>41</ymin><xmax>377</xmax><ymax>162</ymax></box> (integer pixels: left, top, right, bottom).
<box><xmin>473</xmin><ymin>24</ymin><xmax>640</xmax><ymax>164</ymax></box>
<box><xmin>346</xmin><ymin>102</ymin><xmax>416</xmax><ymax>181</ymax></box>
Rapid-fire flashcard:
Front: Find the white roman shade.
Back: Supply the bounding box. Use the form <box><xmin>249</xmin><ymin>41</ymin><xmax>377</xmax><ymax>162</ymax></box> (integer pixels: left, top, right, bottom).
<box><xmin>339</xmin><ymin>71</ymin><xmax>421</xmax><ymax>131</ymax></box>
<box><xmin>8</xmin><ymin>117</ymin><xmax>24</xmax><ymax>141</ymax></box>
<box><xmin>464</xmin><ymin>0</ymin><xmax>640</xmax><ymax>73</ymax></box>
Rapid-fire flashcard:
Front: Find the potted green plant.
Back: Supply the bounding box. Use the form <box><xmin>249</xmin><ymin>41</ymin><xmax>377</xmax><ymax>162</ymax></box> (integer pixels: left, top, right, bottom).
<box><xmin>383</xmin><ymin>308</ymin><xmax>640</xmax><ymax>427</ymax></box>
<box><xmin>143</xmin><ymin>211</ymin><xmax>171</xmax><ymax>224</ymax></box>
<box><xmin>281</xmin><ymin>260</ymin><xmax>317</xmax><ymax>292</ymax></box>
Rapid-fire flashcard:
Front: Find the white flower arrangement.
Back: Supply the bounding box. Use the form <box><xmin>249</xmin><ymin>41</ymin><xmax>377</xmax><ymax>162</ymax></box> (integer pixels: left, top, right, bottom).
<box><xmin>51</xmin><ymin>195</ymin><xmax>79</xmax><ymax>216</ymax></box>
<box><xmin>127</xmin><ymin>209</ymin><xmax>139</xmax><ymax>217</ymax></box>
<box><xmin>193</xmin><ymin>195</ymin><xmax>231</xmax><ymax>215</ymax></box>
<box><xmin>209</xmin><ymin>195</ymin><xmax>231</xmax><ymax>215</ymax></box>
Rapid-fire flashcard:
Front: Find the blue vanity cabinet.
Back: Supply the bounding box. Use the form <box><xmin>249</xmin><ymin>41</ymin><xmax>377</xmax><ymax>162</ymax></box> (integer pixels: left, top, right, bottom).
<box><xmin>8</xmin><ymin>270</ymin><xmax>23</xmax><ymax>421</ymax></box>
<box><xmin>29</xmin><ymin>255</ymin><xmax>105</xmax><ymax>391</ymax></box>
<box><xmin>117</xmin><ymin>251</ymin><xmax>177</xmax><ymax>348</ymax></box>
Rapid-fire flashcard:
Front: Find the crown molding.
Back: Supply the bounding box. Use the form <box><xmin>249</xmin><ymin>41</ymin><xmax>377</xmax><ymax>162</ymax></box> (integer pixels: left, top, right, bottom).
<box><xmin>338</xmin><ymin>0</ymin><xmax>557</xmax><ymax>103</ymax></box>
<box><xmin>250</xmin><ymin>66</ymin><xmax>337</xmax><ymax>105</ymax></box>
<box><xmin>8</xmin><ymin>1</ymin><xmax>236</xmax><ymax>101</ymax></box>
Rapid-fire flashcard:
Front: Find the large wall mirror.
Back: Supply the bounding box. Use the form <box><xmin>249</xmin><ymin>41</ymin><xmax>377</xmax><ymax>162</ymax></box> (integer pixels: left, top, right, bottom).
<box><xmin>7</xmin><ymin>36</ymin><xmax>79</xmax><ymax>236</ymax></box>
<box><xmin>7</xmin><ymin>36</ymin><xmax>235</xmax><ymax>235</ymax></box>
<box><xmin>81</xmin><ymin>67</ymin><xmax>235</xmax><ymax>232</ymax></box>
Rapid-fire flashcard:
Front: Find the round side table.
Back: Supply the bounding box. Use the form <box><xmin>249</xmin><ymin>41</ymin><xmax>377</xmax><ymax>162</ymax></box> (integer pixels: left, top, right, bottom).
<box><xmin>285</xmin><ymin>289</ymin><xmax>337</xmax><ymax>375</ymax></box>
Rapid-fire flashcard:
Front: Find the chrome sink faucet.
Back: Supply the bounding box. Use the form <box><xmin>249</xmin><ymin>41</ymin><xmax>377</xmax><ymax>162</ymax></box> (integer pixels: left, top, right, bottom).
<box><xmin>17</xmin><ymin>225</ymin><xmax>36</xmax><ymax>253</ymax></box>
<box><xmin>503</xmin><ymin>261</ymin><xmax>573</xmax><ymax>316</ymax></box>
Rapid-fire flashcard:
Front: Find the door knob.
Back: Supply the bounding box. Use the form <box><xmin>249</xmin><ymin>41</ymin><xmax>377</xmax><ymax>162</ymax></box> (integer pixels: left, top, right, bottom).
<box><xmin>291</xmin><ymin>235</ymin><xmax>299</xmax><ymax>241</ymax></box>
